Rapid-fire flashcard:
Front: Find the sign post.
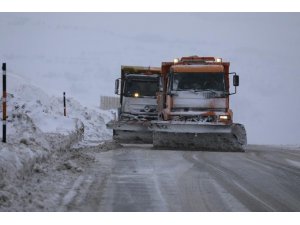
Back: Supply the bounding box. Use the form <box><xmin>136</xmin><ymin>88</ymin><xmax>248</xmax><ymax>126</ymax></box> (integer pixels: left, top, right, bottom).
<box><xmin>2</xmin><ymin>63</ymin><xmax>7</xmax><ymax>143</ymax></box>
<box><xmin>63</xmin><ymin>92</ymin><xmax>66</xmax><ymax>116</ymax></box>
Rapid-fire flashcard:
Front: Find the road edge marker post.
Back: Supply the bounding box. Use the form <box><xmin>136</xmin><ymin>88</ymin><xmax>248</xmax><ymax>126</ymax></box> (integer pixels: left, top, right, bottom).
<box><xmin>2</xmin><ymin>63</ymin><xmax>7</xmax><ymax>143</ymax></box>
<box><xmin>63</xmin><ymin>92</ymin><xmax>66</xmax><ymax>116</ymax></box>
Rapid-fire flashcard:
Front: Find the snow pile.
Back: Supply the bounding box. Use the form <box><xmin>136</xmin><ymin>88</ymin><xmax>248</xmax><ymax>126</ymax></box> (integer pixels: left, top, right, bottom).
<box><xmin>0</xmin><ymin>72</ymin><xmax>112</xmax><ymax>190</ymax></box>
<box><xmin>58</xmin><ymin>97</ymin><xmax>112</xmax><ymax>147</ymax></box>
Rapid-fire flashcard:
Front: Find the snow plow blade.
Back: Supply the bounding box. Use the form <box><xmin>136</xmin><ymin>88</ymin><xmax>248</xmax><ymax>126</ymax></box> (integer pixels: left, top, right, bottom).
<box><xmin>106</xmin><ymin>120</ymin><xmax>152</xmax><ymax>144</ymax></box>
<box><xmin>150</xmin><ymin>122</ymin><xmax>247</xmax><ymax>152</ymax></box>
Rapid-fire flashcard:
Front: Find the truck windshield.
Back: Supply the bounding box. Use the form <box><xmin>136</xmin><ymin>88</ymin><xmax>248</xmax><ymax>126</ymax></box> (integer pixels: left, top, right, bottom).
<box><xmin>172</xmin><ymin>72</ymin><xmax>225</xmax><ymax>92</ymax></box>
<box><xmin>125</xmin><ymin>78</ymin><xmax>158</xmax><ymax>97</ymax></box>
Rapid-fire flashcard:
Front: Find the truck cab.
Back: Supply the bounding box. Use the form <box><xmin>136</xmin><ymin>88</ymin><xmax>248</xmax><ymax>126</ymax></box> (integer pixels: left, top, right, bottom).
<box><xmin>107</xmin><ymin>65</ymin><xmax>161</xmax><ymax>143</ymax></box>
<box><xmin>152</xmin><ymin>56</ymin><xmax>247</xmax><ymax>151</ymax></box>
<box><xmin>120</xmin><ymin>73</ymin><xmax>159</xmax><ymax>120</ymax></box>
<box><xmin>160</xmin><ymin>58</ymin><xmax>234</xmax><ymax>124</ymax></box>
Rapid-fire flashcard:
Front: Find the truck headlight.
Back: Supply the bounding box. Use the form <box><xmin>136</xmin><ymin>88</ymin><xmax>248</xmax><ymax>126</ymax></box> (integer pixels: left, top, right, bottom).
<box><xmin>174</xmin><ymin>58</ymin><xmax>179</xmax><ymax>64</ymax></box>
<box><xmin>133</xmin><ymin>92</ymin><xmax>139</xmax><ymax>98</ymax></box>
<box><xmin>219</xmin><ymin>115</ymin><xmax>229</xmax><ymax>120</ymax></box>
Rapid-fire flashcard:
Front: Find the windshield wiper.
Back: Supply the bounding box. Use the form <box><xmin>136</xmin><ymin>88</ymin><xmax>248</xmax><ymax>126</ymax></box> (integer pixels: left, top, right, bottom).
<box><xmin>192</xmin><ymin>89</ymin><xmax>227</xmax><ymax>97</ymax></box>
<box><xmin>188</xmin><ymin>89</ymin><xmax>219</xmax><ymax>93</ymax></box>
<box><xmin>205</xmin><ymin>89</ymin><xmax>228</xmax><ymax>97</ymax></box>
<box><xmin>202</xmin><ymin>89</ymin><xmax>219</xmax><ymax>93</ymax></box>
<box><xmin>176</xmin><ymin>89</ymin><xmax>226</xmax><ymax>95</ymax></box>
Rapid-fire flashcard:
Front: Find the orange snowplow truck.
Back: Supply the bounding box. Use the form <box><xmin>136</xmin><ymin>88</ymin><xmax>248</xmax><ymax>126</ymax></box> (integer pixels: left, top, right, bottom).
<box><xmin>151</xmin><ymin>56</ymin><xmax>247</xmax><ymax>151</ymax></box>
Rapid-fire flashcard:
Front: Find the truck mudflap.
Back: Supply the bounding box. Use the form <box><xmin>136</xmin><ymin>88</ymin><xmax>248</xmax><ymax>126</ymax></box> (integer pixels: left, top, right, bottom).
<box><xmin>106</xmin><ymin>120</ymin><xmax>153</xmax><ymax>144</ymax></box>
<box><xmin>150</xmin><ymin>121</ymin><xmax>247</xmax><ymax>152</ymax></box>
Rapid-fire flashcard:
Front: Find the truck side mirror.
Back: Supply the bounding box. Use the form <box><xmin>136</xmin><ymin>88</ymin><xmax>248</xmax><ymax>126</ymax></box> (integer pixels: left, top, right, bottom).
<box><xmin>233</xmin><ymin>74</ymin><xmax>239</xmax><ymax>87</ymax></box>
<box><xmin>115</xmin><ymin>79</ymin><xmax>120</xmax><ymax>95</ymax></box>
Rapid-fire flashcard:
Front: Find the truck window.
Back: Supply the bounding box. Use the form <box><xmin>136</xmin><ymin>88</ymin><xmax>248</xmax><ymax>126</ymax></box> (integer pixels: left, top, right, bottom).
<box><xmin>125</xmin><ymin>79</ymin><xmax>158</xmax><ymax>97</ymax></box>
<box><xmin>172</xmin><ymin>72</ymin><xmax>225</xmax><ymax>92</ymax></box>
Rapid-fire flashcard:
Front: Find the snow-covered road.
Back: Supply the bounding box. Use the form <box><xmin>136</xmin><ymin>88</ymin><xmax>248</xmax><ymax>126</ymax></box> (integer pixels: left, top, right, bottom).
<box><xmin>1</xmin><ymin>144</ymin><xmax>300</xmax><ymax>211</ymax></box>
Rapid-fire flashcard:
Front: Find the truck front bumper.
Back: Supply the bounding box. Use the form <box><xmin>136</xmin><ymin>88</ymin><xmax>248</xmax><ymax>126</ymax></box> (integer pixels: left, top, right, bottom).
<box><xmin>106</xmin><ymin>120</ymin><xmax>151</xmax><ymax>132</ymax></box>
<box><xmin>150</xmin><ymin>121</ymin><xmax>232</xmax><ymax>134</ymax></box>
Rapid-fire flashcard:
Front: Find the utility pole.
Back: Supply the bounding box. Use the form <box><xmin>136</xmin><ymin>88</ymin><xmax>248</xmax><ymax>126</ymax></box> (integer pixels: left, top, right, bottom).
<box><xmin>2</xmin><ymin>63</ymin><xmax>7</xmax><ymax>143</ymax></box>
<box><xmin>63</xmin><ymin>92</ymin><xmax>66</xmax><ymax>116</ymax></box>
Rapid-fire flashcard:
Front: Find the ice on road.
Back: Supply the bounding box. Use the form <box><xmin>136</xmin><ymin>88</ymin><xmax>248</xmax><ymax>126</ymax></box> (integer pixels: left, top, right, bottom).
<box><xmin>1</xmin><ymin>143</ymin><xmax>300</xmax><ymax>212</ymax></box>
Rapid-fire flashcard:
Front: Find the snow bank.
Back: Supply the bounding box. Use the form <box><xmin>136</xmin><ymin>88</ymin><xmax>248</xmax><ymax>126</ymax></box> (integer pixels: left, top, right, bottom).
<box><xmin>0</xmin><ymin>72</ymin><xmax>112</xmax><ymax>190</ymax></box>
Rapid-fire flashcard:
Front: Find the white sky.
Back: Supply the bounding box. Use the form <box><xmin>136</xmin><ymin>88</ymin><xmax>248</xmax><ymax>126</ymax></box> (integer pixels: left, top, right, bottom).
<box><xmin>0</xmin><ymin>13</ymin><xmax>300</xmax><ymax>145</ymax></box>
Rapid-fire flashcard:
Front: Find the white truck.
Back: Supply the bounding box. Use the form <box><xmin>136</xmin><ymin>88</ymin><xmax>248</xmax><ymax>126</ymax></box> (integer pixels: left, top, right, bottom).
<box><xmin>106</xmin><ymin>65</ymin><xmax>161</xmax><ymax>143</ymax></box>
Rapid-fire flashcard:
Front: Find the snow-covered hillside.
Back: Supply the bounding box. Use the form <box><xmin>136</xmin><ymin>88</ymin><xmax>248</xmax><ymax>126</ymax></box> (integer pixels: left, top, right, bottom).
<box><xmin>0</xmin><ymin>72</ymin><xmax>112</xmax><ymax>189</ymax></box>
<box><xmin>7</xmin><ymin>72</ymin><xmax>112</xmax><ymax>143</ymax></box>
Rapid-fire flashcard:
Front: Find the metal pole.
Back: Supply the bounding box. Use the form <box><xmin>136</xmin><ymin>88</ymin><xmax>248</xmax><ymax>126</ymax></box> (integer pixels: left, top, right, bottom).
<box><xmin>63</xmin><ymin>92</ymin><xmax>66</xmax><ymax>116</ymax></box>
<box><xmin>2</xmin><ymin>63</ymin><xmax>7</xmax><ymax>143</ymax></box>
